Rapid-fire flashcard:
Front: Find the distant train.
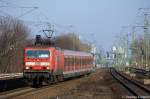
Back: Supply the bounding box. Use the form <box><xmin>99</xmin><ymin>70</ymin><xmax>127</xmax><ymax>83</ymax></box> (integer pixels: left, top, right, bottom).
<box><xmin>23</xmin><ymin>46</ymin><xmax>94</xmax><ymax>87</ymax></box>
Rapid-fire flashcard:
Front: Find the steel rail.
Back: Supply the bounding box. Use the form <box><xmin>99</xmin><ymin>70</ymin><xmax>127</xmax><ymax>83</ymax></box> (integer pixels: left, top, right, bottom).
<box><xmin>110</xmin><ymin>68</ymin><xmax>150</xmax><ymax>98</ymax></box>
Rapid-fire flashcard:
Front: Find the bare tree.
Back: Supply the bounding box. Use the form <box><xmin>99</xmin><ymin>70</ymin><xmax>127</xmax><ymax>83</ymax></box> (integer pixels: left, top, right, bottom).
<box><xmin>55</xmin><ymin>33</ymin><xmax>91</xmax><ymax>52</ymax></box>
<box><xmin>0</xmin><ymin>16</ymin><xmax>29</xmax><ymax>73</ymax></box>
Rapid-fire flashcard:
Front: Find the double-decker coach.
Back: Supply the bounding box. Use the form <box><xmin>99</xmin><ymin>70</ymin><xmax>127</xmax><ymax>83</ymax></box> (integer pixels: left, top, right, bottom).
<box><xmin>63</xmin><ymin>50</ymin><xmax>93</xmax><ymax>78</ymax></box>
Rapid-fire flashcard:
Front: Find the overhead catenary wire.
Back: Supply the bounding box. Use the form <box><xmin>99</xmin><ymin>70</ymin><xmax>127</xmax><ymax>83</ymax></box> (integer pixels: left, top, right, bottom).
<box><xmin>0</xmin><ymin>0</ymin><xmax>77</xmax><ymax>36</ymax></box>
<box><xmin>17</xmin><ymin>7</ymin><xmax>38</xmax><ymax>18</ymax></box>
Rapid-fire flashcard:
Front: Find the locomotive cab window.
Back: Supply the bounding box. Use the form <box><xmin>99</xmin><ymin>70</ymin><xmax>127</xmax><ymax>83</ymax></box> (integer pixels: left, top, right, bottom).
<box><xmin>26</xmin><ymin>50</ymin><xmax>50</xmax><ymax>58</ymax></box>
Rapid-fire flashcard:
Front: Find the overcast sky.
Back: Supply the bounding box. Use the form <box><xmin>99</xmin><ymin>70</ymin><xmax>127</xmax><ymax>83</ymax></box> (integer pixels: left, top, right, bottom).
<box><xmin>0</xmin><ymin>0</ymin><xmax>150</xmax><ymax>51</ymax></box>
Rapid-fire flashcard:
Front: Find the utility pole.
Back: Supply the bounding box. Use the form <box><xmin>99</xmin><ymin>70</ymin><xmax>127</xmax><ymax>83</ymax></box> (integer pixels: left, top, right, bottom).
<box><xmin>143</xmin><ymin>13</ymin><xmax>149</xmax><ymax>70</ymax></box>
<box><xmin>126</xmin><ymin>33</ymin><xmax>129</xmax><ymax>66</ymax></box>
<box><xmin>139</xmin><ymin>8</ymin><xmax>150</xmax><ymax>83</ymax></box>
<box><xmin>131</xmin><ymin>26</ymin><xmax>136</xmax><ymax>66</ymax></box>
<box><xmin>132</xmin><ymin>26</ymin><xmax>136</xmax><ymax>43</ymax></box>
<box><xmin>138</xmin><ymin>8</ymin><xmax>150</xmax><ymax>70</ymax></box>
<box><xmin>72</xmin><ymin>32</ymin><xmax>75</xmax><ymax>50</ymax></box>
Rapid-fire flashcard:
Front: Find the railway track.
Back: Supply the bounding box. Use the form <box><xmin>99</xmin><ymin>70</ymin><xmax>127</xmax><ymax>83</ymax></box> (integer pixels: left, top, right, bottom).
<box><xmin>0</xmin><ymin>74</ymin><xmax>88</xmax><ymax>99</ymax></box>
<box><xmin>0</xmin><ymin>80</ymin><xmax>68</xmax><ymax>99</ymax></box>
<box><xmin>0</xmin><ymin>82</ymin><xmax>66</xmax><ymax>99</ymax></box>
<box><xmin>0</xmin><ymin>87</ymin><xmax>35</xmax><ymax>99</ymax></box>
<box><xmin>110</xmin><ymin>68</ymin><xmax>150</xmax><ymax>98</ymax></box>
<box><xmin>130</xmin><ymin>67</ymin><xmax>149</xmax><ymax>76</ymax></box>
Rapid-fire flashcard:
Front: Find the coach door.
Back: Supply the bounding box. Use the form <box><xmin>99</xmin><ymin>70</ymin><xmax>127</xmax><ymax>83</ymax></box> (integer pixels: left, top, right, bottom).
<box><xmin>55</xmin><ymin>53</ymin><xmax>62</xmax><ymax>75</ymax></box>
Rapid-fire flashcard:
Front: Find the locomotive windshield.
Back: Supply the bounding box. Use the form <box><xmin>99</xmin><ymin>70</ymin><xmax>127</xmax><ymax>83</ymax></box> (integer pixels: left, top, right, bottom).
<box><xmin>26</xmin><ymin>50</ymin><xmax>50</xmax><ymax>58</ymax></box>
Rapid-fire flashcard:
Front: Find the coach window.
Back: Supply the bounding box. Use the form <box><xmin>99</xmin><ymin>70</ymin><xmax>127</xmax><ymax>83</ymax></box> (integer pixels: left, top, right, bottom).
<box><xmin>87</xmin><ymin>57</ymin><xmax>89</xmax><ymax>65</ymax></box>
<box><xmin>86</xmin><ymin>57</ymin><xmax>88</xmax><ymax>65</ymax></box>
<box><xmin>65</xmin><ymin>57</ymin><xmax>67</xmax><ymax>66</ymax></box>
<box><xmin>83</xmin><ymin>58</ymin><xmax>84</xmax><ymax>66</ymax></box>
<box><xmin>89</xmin><ymin>58</ymin><xmax>91</xmax><ymax>66</ymax></box>
<box><xmin>85</xmin><ymin>58</ymin><xmax>87</xmax><ymax>66</ymax></box>
<box><xmin>73</xmin><ymin>57</ymin><xmax>75</xmax><ymax>66</ymax></box>
<box><xmin>77</xmin><ymin>58</ymin><xmax>79</xmax><ymax>66</ymax></box>
<box><xmin>68</xmin><ymin>57</ymin><xmax>70</xmax><ymax>66</ymax></box>
<box><xmin>85</xmin><ymin>57</ymin><xmax>87</xmax><ymax>66</ymax></box>
<box><xmin>82</xmin><ymin>58</ymin><xmax>83</xmax><ymax>67</ymax></box>
<box><xmin>76</xmin><ymin>58</ymin><xmax>77</xmax><ymax>66</ymax></box>
<box><xmin>72</xmin><ymin>57</ymin><xmax>74</xmax><ymax>66</ymax></box>
<box><xmin>72</xmin><ymin>56</ymin><xmax>74</xmax><ymax>66</ymax></box>
<box><xmin>84</xmin><ymin>58</ymin><xmax>86</xmax><ymax>66</ymax></box>
<box><xmin>90</xmin><ymin>58</ymin><xmax>92</xmax><ymax>65</ymax></box>
<box><xmin>70</xmin><ymin>57</ymin><xmax>73</xmax><ymax>66</ymax></box>
<box><xmin>64</xmin><ymin>57</ymin><xmax>66</xmax><ymax>66</ymax></box>
<box><xmin>77</xmin><ymin>57</ymin><xmax>78</xmax><ymax>67</ymax></box>
<box><xmin>79</xmin><ymin>57</ymin><xmax>80</xmax><ymax>66</ymax></box>
<box><xmin>73</xmin><ymin>57</ymin><xmax>75</xmax><ymax>68</ymax></box>
<box><xmin>87</xmin><ymin>58</ymin><xmax>88</xmax><ymax>65</ymax></box>
<box><xmin>80</xmin><ymin>58</ymin><xmax>81</xmax><ymax>66</ymax></box>
<box><xmin>79</xmin><ymin>57</ymin><xmax>81</xmax><ymax>67</ymax></box>
<box><xmin>82</xmin><ymin>58</ymin><xmax>84</xmax><ymax>68</ymax></box>
<box><xmin>85</xmin><ymin>58</ymin><xmax>86</xmax><ymax>66</ymax></box>
<box><xmin>79</xmin><ymin>58</ymin><xmax>80</xmax><ymax>66</ymax></box>
<box><xmin>84</xmin><ymin>58</ymin><xmax>85</xmax><ymax>66</ymax></box>
<box><xmin>69</xmin><ymin>57</ymin><xmax>71</xmax><ymax>66</ymax></box>
<box><xmin>77</xmin><ymin>57</ymin><xmax>78</xmax><ymax>66</ymax></box>
<box><xmin>67</xmin><ymin>57</ymin><xmax>69</xmax><ymax>66</ymax></box>
<box><xmin>75</xmin><ymin>57</ymin><xmax>77</xmax><ymax>66</ymax></box>
<box><xmin>81</xmin><ymin>57</ymin><xmax>82</xmax><ymax>66</ymax></box>
<box><xmin>86</xmin><ymin>58</ymin><xmax>88</xmax><ymax>66</ymax></box>
<box><xmin>74</xmin><ymin>57</ymin><xmax>75</xmax><ymax>66</ymax></box>
<box><xmin>65</xmin><ymin>57</ymin><xmax>68</xmax><ymax>71</ymax></box>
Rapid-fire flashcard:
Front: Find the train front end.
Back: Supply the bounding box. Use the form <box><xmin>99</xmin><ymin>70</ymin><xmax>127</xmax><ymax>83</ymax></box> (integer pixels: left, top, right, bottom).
<box><xmin>23</xmin><ymin>47</ymin><xmax>54</xmax><ymax>86</ymax></box>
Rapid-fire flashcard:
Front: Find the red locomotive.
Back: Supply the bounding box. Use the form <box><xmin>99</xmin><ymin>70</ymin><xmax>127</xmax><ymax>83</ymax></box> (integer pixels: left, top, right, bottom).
<box><xmin>23</xmin><ymin>37</ymin><xmax>94</xmax><ymax>86</ymax></box>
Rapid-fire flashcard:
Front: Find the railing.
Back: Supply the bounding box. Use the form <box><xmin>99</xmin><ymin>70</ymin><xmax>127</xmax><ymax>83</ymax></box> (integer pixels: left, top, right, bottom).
<box><xmin>0</xmin><ymin>73</ymin><xmax>23</xmax><ymax>80</ymax></box>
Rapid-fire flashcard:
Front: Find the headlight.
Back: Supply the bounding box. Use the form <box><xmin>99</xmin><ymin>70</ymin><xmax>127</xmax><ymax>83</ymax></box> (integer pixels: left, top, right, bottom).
<box><xmin>46</xmin><ymin>67</ymin><xmax>50</xmax><ymax>69</ymax></box>
<box><xmin>40</xmin><ymin>62</ymin><xmax>50</xmax><ymax>66</ymax></box>
<box><xmin>25</xmin><ymin>66</ymin><xmax>30</xmax><ymax>69</ymax></box>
